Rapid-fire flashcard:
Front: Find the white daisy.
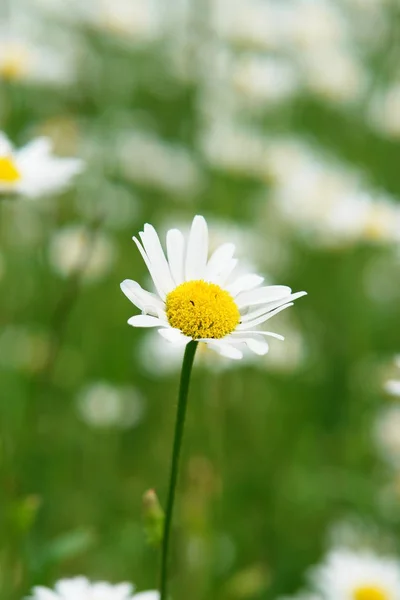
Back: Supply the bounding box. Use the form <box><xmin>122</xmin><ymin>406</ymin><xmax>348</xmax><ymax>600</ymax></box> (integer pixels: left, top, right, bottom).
<box><xmin>385</xmin><ymin>356</ymin><xmax>400</xmax><ymax>398</ymax></box>
<box><xmin>121</xmin><ymin>215</ymin><xmax>306</xmax><ymax>360</ymax></box>
<box><xmin>309</xmin><ymin>547</ymin><xmax>400</xmax><ymax>600</ymax></box>
<box><xmin>0</xmin><ymin>132</ymin><xmax>83</xmax><ymax>198</ymax></box>
<box><xmin>27</xmin><ymin>576</ymin><xmax>159</xmax><ymax>600</ymax></box>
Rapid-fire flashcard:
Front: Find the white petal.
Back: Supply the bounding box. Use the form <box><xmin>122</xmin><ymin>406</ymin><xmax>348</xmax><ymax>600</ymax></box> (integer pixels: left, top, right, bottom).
<box><xmin>158</xmin><ymin>327</ymin><xmax>191</xmax><ymax>346</ymax></box>
<box><xmin>120</xmin><ymin>279</ymin><xmax>164</xmax><ymax>315</ymax></box>
<box><xmin>214</xmin><ymin>258</ymin><xmax>238</xmax><ymax>286</ymax></box>
<box><xmin>236</xmin><ymin>285</ymin><xmax>293</xmax><ymax>309</ymax></box>
<box><xmin>128</xmin><ymin>315</ymin><xmax>168</xmax><ymax>328</ymax></box>
<box><xmin>30</xmin><ymin>588</ymin><xmax>59</xmax><ymax>600</ymax></box>
<box><xmin>243</xmin><ymin>337</ymin><xmax>269</xmax><ymax>355</ymax></box>
<box><xmin>0</xmin><ymin>132</ymin><xmax>13</xmax><ymax>155</ymax></box>
<box><xmin>134</xmin><ymin>592</ymin><xmax>160</xmax><ymax>600</ymax></box>
<box><xmin>166</xmin><ymin>228</ymin><xmax>185</xmax><ymax>286</ymax></box>
<box><xmin>185</xmin><ymin>215</ymin><xmax>208</xmax><ymax>281</ymax></box>
<box><xmin>240</xmin><ymin>291</ymin><xmax>307</xmax><ymax>323</ymax></box>
<box><xmin>16</xmin><ymin>137</ymin><xmax>52</xmax><ymax>162</ymax></box>
<box><xmin>237</xmin><ymin>302</ymin><xmax>294</xmax><ymax>330</ymax></box>
<box><xmin>204</xmin><ymin>243</ymin><xmax>235</xmax><ymax>282</ymax></box>
<box><xmin>206</xmin><ymin>340</ymin><xmax>243</xmax><ymax>360</ymax></box>
<box><xmin>232</xmin><ymin>330</ymin><xmax>285</xmax><ymax>341</ymax></box>
<box><xmin>139</xmin><ymin>224</ymin><xmax>175</xmax><ymax>294</ymax></box>
<box><xmin>132</xmin><ymin>236</ymin><xmax>167</xmax><ymax>300</ymax></box>
<box><xmin>226</xmin><ymin>274</ymin><xmax>264</xmax><ymax>297</ymax></box>
<box><xmin>224</xmin><ymin>333</ymin><xmax>269</xmax><ymax>354</ymax></box>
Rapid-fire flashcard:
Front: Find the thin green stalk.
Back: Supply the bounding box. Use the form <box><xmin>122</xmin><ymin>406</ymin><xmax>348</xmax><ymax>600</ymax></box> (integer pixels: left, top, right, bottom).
<box><xmin>160</xmin><ymin>340</ymin><xmax>198</xmax><ymax>600</ymax></box>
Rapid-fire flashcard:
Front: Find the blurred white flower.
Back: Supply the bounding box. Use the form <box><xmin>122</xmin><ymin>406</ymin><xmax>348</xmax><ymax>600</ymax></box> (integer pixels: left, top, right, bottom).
<box><xmin>285</xmin><ymin>0</ymin><xmax>347</xmax><ymax>53</ymax></box>
<box><xmin>87</xmin><ymin>0</ymin><xmax>162</xmax><ymax>44</ymax></box>
<box><xmin>368</xmin><ymin>83</ymin><xmax>400</xmax><ymax>139</ymax></box>
<box><xmin>27</xmin><ymin>577</ymin><xmax>159</xmax><ymax>600</ymax></box>
<box><xmin>309</xmin><ymin>548</ymin><xmax>400</xmax><ymax>600</ymax></box>
<box><xmin>232</xmin><ymin>55</ymin><xmax>300</xmax><ymax>105</ymax></box>
<box><xmin>49</xmin><ymin>225</ymin><xmax>116</xmax><ymax>282</ymax></box>
<box><xmin>374</xmin><ymin>403</ymin><xmax>400</xmax><ymax>467</ymax></box>
<box><xmin>301</xmin><ymin>48</ymin><xmax>367</xmax><ymax>103</ymax></box>
<box><xmin>211</xmin><ymin>0</ymin><xmax>288</xmax><ymax>50</ymax></box>
<box><xmin>0</xmin><ymin>12</ymin><xmax>77</xmax><ymax>85</ymax></box>
<box><xmin>384</xmin><ymin>356</ymin><xmax>400</xmax><ymax>398</ymax></box>
<box><xmin>34</xmin><ymin>0</ymin><xmax>162</xmax><ymax>44</ymax></box>
<box><xmin>0</xmin><ymin>133</ymin><xmax>83</xmax><ymax>198</ymax></box>
<box><xmin>77</xmin><ymin>382</ymin><xmax>145</xmax><ymax>429</ymax></box>
<box><xmin>118</xmin><ymin>132</ymin><xmax>203</xmax><ymax>197</ymax></box>
<box><xmin>0</xmin><ymin>326</ymin><xmax>50</xmax><ymax>373</ymax></box>
<box><xmin>265</xmin><ymin>139</ymin><xmax>400</xmax><ymax>247</ymax></box>
<box><xmin>200</xmin><ymin>121</ymin><xmax>268</xmax><ymax>178</ymax></box>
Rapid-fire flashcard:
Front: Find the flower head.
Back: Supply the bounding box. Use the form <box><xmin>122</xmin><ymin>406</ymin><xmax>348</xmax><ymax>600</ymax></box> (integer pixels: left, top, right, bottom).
<box><xmin>384</xmin><ymin>356</ymin><xmax>400</xmax><ymax>397</ymax></box>
<box><xmin>309</xmin><ymin>548</ymin><xmax>400</xmax><ymax>600</ymax></box>
<box><xmin>27</xmin><ymin>576</ymin><xmax>159</xmax><ymax>600</ymax></box>
<box><xmin>121</xmin><ymin>215</ymin><xmax>306</xmax><ymax>360</ymax></box>
<box><xmin>0</xmin><ymin>133</ymin><xmax>83</xmax><ymax>198</ymax></box>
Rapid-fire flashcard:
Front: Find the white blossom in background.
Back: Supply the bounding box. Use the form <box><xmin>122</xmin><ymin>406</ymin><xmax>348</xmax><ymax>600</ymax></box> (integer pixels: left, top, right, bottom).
<box><xmin>0</xmin><ymin>133</ymin><xmax>83</xmax><ymax>198</ymax></box>
<box><xmin>301</xmin><ymin>47</ymin><xmax>368</xmax><ymax>104</ymax></box>
<box><xmin>265</xmin><ymin>138</ymin><xmax>400</xmax><ymax>248</ymax></box>
<box><xmin>27</xmin><ymin>577</ymin><xmax>159</xmax><ymax>600</ymax></box>
<box><xmin>232</xmin><ymin>55</ymin><xmax>300</xmax><ymax>105</ymax></box>
<box><xmin>211</xmin><ymin>0</ymin><xmax>288</xmax><ymax>50</ymax></box>
<box><xmin>86</xmin><ymin>0</ymin><xmax>162</xmax><ymax>44</ymax></box>
<box><xmin>77</xmin><ymin>382</ymin><xmax>145</xmax><ymax>429</ymax></box>
<box><xmin>200</xmin><ymin>121</ymin><xmax>268</xmax><ymax>178</ymax></box>
<box><xmin>309</xmin><ymin>548</ymin><xmax>400</xmax><ymax>600</ymax></box>
<box><xmin>0</xmin><ymin>326</ymin><xmax>50</xmax><ymax>373</ymax></box>
<box><xmin>32</xmin><ymin>0</ymin><xmax>162</xmax><ymax>44</ymax></box>
<box><xmin>374</xmin><ymin>404</ymin><xmax>400</xmax><ymax>467</ymax></box>
<box><xmin>0</xmin><ymin>9</ymin><xmax>77</xmax><ymax>86</ymax></box>
<box><xmin>384</xmin><ymin>356</ymin><xmax>400</xmax><ymax>398</ymax></box>
<box><xmin>48</xmin><ymin>225</ymin><xmax>116</xmax><ymax>282</ymax></box>
<box><xmin>368</xmin><ymin>83</ymin><xmax>400</xmax><ymax>139</ymax></box>
<box><xmin>118</xmin><ymin>132</ymin><xmax>203</xmax><ymax>198</ymax></box>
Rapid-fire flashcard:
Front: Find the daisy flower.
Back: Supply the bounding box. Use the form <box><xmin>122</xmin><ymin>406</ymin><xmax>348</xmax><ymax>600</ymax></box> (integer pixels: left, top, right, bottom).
<box><xmin>27</xmin><ymin>576</ymin><xmax>159</xmax><ymax>600</ymax></box>
<box><xmin>121</xmin><ymin>215</ymin><xmax>306</xmax><ymax>360</ymax></box>
<box><xmin>0</xmin><ymin>132</ymin><xmax>83</xmax><ymax>198</ymax></box>
<box><xmin>309</xmin><ymin>547</ymin><xmax>400</xmax><ymax>600</ymax></box>
<box><xmin>384</xmin><ymin>356</ymin><xmax>400</xmax><ymax>397</ymax></box>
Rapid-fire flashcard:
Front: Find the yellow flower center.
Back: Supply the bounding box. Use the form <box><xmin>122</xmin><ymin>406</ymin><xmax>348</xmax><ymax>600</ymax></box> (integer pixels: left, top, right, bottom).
<box><xmin>0</xmin><ymin>49</ymin><xmax>29</xmax><ymax>80</ymax></box>
<box><xmin>353</xmin><ymin>586</ymin><xmax>389</xmax><ymax>600</ymax></box>
<box><xmin>165</xmin><ymin>280</ymin><xmax>240</xmax><ymax>339</ymax></box>
<box><xmin>0</xmin><ymin>156</ymin><xmax>21</xmax><ymax>184</ymax></box>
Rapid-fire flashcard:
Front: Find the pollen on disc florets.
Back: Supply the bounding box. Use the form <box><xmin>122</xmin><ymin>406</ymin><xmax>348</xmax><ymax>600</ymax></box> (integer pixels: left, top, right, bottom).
<box><xmin>353</xmin><ymin>587</ymin><xmax>388</xmax><ymax>600</ymax></box>
<box><xmin>166</xmin><ymin>280</ymin><xmax>240</xmax><ymax>340</ymax></box>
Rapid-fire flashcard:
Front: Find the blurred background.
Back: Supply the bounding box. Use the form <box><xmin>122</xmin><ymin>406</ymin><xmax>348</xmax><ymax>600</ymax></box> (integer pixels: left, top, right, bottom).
<box><xmin>1</xmin><ymin>0</ymin><xmax>400</xmax><ymax>598</ymax></box>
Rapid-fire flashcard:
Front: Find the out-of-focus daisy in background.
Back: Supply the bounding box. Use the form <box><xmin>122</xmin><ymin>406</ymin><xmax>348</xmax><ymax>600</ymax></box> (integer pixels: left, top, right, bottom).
<box><xmin>263</xmin><ymin>138</ymin><xmax>400</xmax><ymax>248</ymax></box>
<box><xmin>0</xmin><ymin>133</ymin><xmax>83</xmax><ymax>198</ymax></box>
<box><xmin>77</xmin><ymin>381</ymin><xmax>145</xmax><ymax>429</ymax></box>
<box><xmin>27</xmin><ymin>577</ymin><xmax>159</xmax><ymax>600</ymax></box>
<box><xmin>0</xmin><ymin>8</ymin><xmax>77</xmax><ymax>85</ymax></box>
<box><xmin>48</xmin><ymin>224</ymin><xmax>116</xmax><ymax>282</ymax></box>
<box><xmin>384</xmin><ymin>356</ymin><xmax>400</xmax><ymax>398</ymax></box>
<box><xmin>309</xmin><ymin>547</ymin><xmax>400</xmax><ymax>600</ymax></box>
<box><xmin>374</xmin><ymin>403</ymin><xmax>400</xmax><ymax>468</ymax></box>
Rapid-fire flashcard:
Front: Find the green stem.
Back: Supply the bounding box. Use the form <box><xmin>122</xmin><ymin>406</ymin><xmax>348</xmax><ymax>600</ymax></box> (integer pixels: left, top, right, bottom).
<box><xmin>160</xmin><ymin>340</ymin><xmax>198</xmax><ymax>600</ymax></box>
